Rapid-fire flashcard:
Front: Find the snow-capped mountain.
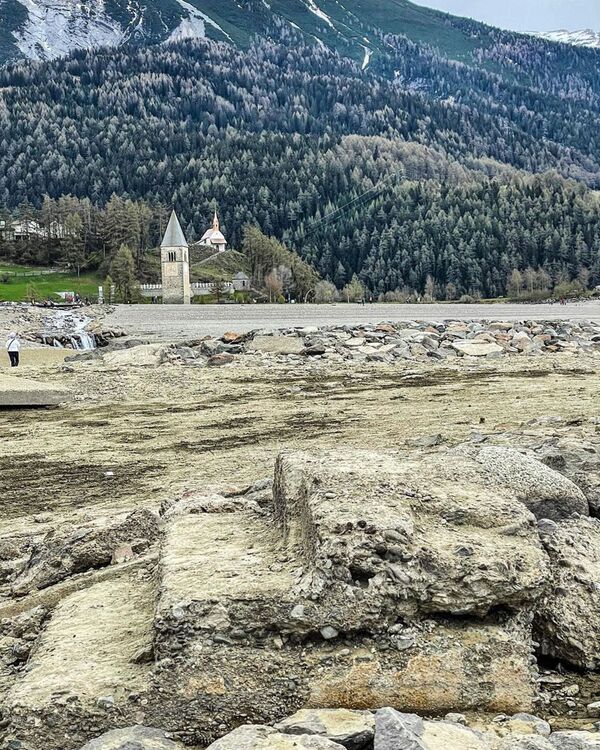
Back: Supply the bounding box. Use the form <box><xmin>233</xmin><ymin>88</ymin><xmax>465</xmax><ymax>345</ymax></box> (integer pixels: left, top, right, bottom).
<box><xmin>526</xmin><ymin>29</ymin><xmax>600</xmax><ymax>49</ymax></box>
<box><xmin>0</xmin><ymin>0</ymin><xmax>356</xmax><ymax>65</ymax></box>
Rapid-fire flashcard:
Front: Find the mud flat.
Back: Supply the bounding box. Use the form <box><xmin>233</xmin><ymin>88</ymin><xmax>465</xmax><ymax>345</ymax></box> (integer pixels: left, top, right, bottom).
<box><xmin>3</xmin><ymin>316</ymin><xmax>600</xmax><ymax>748</ymax></box>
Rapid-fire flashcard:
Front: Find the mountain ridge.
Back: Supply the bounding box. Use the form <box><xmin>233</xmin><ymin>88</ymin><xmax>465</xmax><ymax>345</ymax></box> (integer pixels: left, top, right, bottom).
<box><xmin>527</xmin><ymin>29</ymin><xmax>600</xmax><ymax>49</ymax></box>
<box><xmin>0</xmin><ymin>0</ymin><xmax>516</xmax><ymax>66</ymax></box>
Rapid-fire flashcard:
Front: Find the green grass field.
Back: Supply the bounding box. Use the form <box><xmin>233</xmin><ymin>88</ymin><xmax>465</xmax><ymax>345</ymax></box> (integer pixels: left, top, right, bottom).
<box><xmin>0</xmin><ymin>265</ymin><xmax>101</xmax><ymax>302</ymax></box>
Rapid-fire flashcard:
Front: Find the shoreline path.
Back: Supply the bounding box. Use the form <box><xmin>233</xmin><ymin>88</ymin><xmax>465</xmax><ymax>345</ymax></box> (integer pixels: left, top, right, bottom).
<box><xmin>105</xmin><ymin>301</ymin><xmax>600</xmax><ymax>341</ymax></box>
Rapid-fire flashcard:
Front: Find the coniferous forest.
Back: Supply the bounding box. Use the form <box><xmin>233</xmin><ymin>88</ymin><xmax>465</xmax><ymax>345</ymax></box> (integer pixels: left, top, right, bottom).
<box><xmin>3</xmin><ymin>21</ymin><xmax>600</xmax><ymax>299</ymax></box>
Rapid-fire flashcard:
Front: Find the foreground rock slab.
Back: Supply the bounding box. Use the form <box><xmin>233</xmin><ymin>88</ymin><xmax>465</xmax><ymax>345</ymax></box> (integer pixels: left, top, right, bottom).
<box><xmin>6</xmin><ymin>571</ymin><xmax>155</xmax><ymax>749</ymax></box>
<box><xmin>205</xmin><ymin>725</ymin><xmax>346</xmax><ymax>749</ymax></box>
<box><xmin>0</xmin><ymin>373</ymin><xmax>69</xmax><ymax>408</ymax></box>
<box><xmin>79</xmin><ymin>726</ymin><xmax>183</xmax><ymax>749</ymax></box>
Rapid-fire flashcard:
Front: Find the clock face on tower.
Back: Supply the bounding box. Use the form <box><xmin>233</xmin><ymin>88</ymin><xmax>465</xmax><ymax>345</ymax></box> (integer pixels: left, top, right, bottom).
<box><xmin>164</xmin><ymin>264</ymin><xmax>179</xmax><ymax>277</ymax></box>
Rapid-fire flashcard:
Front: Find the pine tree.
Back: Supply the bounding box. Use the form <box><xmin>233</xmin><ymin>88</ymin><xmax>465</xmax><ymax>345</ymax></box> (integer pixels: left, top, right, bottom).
<box><xmin>110</xmin><ymin>245</ymin><xmax>139</xmax><ymax>303</ymax></box>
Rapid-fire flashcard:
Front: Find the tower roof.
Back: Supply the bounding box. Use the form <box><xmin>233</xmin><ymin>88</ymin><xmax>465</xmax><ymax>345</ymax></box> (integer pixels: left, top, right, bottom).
<box><xmin>161</xmin><ymin>210</ymin><xmax>187</xmax><ymax>248</ymax></box>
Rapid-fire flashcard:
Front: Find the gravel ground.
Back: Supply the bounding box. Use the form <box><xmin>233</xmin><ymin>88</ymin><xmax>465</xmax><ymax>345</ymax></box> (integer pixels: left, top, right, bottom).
<box><xmin>105</xmin><ymin>302</ymin><xmax>600</xmax><ymax>340</ymax></box>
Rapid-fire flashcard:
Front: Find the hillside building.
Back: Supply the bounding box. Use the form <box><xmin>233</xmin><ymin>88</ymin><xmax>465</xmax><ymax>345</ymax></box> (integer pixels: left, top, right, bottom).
<box><xmin>161</xmin><ymin>210</ymin><xmax>191</xmax><ymax>304</ymax></box>
<box><xmin>197</xmin><ymin>212</ymin><xmax>227</xmax><ymax>251</ymax></box>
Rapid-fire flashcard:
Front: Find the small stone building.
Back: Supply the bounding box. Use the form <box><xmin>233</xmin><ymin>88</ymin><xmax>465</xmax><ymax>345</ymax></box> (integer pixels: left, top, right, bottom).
<box><xmin>232</xmin><ymin>272</ymin><xmax>250</xmax><ymax>291</ymax></box>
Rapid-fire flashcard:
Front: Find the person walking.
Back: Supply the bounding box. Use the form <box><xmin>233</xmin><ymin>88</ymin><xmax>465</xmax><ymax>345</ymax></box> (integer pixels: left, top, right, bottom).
<box><xmin>6</xmin><ymin>332</ymin><xmax>20</xmax><ymax>368</ymax></box>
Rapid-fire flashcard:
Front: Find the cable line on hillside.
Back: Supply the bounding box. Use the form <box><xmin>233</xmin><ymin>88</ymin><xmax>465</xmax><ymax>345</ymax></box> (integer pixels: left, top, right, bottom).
<box><xmin>301</xmin><ymin>164</ymin><xmax>411</xmax><ymax>237</ymax></box>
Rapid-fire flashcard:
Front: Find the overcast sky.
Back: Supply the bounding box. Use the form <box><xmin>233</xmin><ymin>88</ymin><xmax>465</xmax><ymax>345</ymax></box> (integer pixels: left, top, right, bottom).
<box><xmin>415</xmin><ymin>1</ymin><xmax>600</xmax><ymax>31</ymax></box>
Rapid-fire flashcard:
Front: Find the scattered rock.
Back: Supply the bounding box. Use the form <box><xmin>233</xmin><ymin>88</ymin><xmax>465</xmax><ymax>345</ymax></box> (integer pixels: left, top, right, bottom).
<box><xmin>207</xmin><ymin>353</ymin><xmax>235</xmax><ymax>366</ymax></box>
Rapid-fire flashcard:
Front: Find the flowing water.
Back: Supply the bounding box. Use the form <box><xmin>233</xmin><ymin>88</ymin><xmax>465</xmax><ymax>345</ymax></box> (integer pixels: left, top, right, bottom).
<box><xmin>44</xmin><ymin>309</ymin><xmax>96</xmax><ymax>350</ymax></box>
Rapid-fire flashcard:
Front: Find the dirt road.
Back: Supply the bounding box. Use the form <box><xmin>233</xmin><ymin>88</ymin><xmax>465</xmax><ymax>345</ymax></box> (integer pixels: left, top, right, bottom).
<box><xmin>106</xmin><ymin>302</ymin><xmax>600</xmax><ymax>340</ymax></box>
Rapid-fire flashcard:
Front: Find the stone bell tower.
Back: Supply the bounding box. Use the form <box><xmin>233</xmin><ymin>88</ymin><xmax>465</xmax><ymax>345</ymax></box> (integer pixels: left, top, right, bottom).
<box><xmin>161</xmin><ymin>210</ymin><xmax>191</xmax><ymax>304</ymax></box>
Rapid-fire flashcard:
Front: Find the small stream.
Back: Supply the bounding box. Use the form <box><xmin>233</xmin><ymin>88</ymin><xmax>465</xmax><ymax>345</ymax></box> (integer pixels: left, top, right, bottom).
<box><xmin>42</xmin><ymin>310</ymin><xmax>97</xmax><ymax>350</ymax></box>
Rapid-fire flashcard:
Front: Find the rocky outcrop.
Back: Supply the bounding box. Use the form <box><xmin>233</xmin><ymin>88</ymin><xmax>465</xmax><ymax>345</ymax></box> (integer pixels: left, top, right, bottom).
<box><xmin>2</xmin><ymin>444</ymin><xmax>597</xmax><ymax>749</ymax></box>
<box><xmin>274</xmin><ymin>449</ymin><xmax>549</xmax><ymax>619</ymax></box>
<box><xmin>537</xmin><ymin>516</ymin><xmax>600</xmax><ymax>669</ymax></box>
<box><xmin>11</xmin><ymin>509</ymin><xmax>160</xmax><ymax>596</ymax></box>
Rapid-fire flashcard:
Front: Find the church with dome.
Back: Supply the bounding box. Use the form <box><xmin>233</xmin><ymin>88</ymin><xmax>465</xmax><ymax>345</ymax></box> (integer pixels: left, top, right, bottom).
<box><xmin>197</xmin><ymin>212</ymin><xmax>227</xmax><ymax>251</ymax></box>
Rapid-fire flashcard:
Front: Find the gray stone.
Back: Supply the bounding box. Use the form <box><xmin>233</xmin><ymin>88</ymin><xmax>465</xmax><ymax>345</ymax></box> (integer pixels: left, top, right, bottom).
<box><xmin>537</xmin><ymin>516</ymin><xmax>600</xmax><ymax>669</ymax></box>
<box><xmin>275</xmin><ymin>708</ymin><xmax>374</xmax><ymax>750</ymax></box>
<box><xmin>374</xmin><ymin>708</ymin><xmax>425</xmax><ymax>749</ymax></box>
<box><xmin>206</xmin><ymin>725</ymin><xmax>345</xmax><ymax>749</ymax></box>
<box><xmin>498</xmin><ymin>738</ymin><xmax>553</xmax><ymax>750</ymax></box>
<box><xmin>247</xmin><ymin>336</ymin><xmax>305</xmax><ymax>355</ymax></box>
<box><xmin>459</xmin><ymin>446</ymin><xmax>588</xmax><ymax>521</ymax></box>
<box><xmin>549</xmin><ymin>732</ymin><xmax>600</xmax><ymax>749</ymax></box>
<box><xmin>374</xmin><ymin>709</ymin><xmax>486</xmax><ymax>750</ymax></box>
<box><xmin>79</xmin><ymin>726</ymin><xmax>181</xmax><ymax>749</ymax></box>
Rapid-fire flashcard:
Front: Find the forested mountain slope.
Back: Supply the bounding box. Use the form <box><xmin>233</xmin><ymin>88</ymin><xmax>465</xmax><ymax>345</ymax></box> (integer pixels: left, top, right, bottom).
<box><xmin>3</xmin><ymin>16</ymin><xmax>600</xmax><ymax>297</ymax></box>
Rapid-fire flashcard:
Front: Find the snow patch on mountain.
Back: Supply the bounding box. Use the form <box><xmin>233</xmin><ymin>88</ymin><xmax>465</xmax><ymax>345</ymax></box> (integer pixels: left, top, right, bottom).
<box><xmin>12</xmin><ymin>0</ymin><xmax>126</xmax><ymax>61</ymax></box>
<box><xmin>305</xmin><ymin>0</ymin><xmax>335</xmax><ymax>30</ymax></box>
<box><xmin>361</xmin><ymin>44</ymin><xmax>372</xmax><ymax>70</ymax></box>
<box><xmin>526</xmin><ymin>29</ymin><xmax>600</xmax><ymax>49</ymax></box>
<box><xmin>169</xmin><ymin>0</ymin><xmax>233</xmax><ymax>42</ymax></box>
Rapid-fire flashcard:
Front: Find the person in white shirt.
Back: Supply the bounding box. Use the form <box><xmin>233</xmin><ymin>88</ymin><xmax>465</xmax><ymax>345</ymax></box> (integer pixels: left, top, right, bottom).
<box><xmin>6</xmin><ymin>332</ymin><xmax>20</xmax><ymax>368</ymax></box>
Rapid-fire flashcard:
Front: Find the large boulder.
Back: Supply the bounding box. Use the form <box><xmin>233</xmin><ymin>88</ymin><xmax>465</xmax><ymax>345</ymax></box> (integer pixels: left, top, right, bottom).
<box><xmin>451</xmin><ymin>340</ymin><xmax>504</xmax><ymax>357</ymax></box>
<box><xmin>274</xmin><ymin>449</ymin><xmax>549</xmax><ymax>619</ymax></box>
<box><xmin>374</xmin><ymin>708</ymin><xmax>487</xmax><ymax>749</ymax></box>
<box><xmin>456</xmin><ymin>446</ymin><xmax>588</xmax><ymax>521</ymax></box>
<box><xmin>537</xmin><ymin>516</ymin><xmax>600</xmax><ymax>669</ymax></box>
<box><xmin>275</xmin><ymin>708</ymin><xmax>375</xmax><ymax>749</ymax></box>
<box><xmin>80</xmin><ymin>726</ymin><xmax>182</xmax><ymax>749</ymax></box>
<box><xmin>0</xmin><ymin>374</ymin><xmax>69</xmax><ymax>408</ymax></box>
<box><xmin>247</xmin><ymin>336</ymin><xmax>305</xmax><ymax>355</ymax></box>
<box><xmin>205</xmin><ymin>725</ymin><xmax>345</xmax><ymax>749</ymax></box>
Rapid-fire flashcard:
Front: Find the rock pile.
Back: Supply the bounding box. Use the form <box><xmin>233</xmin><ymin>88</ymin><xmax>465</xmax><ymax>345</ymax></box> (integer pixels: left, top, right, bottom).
<box><xmin>72</xmin><ymin>707</ymin><xmax>600</xmax><ymax>749</ymax></box>
<box><xmin>88</xmin><ymin>320</ymin><xmax>600</xmax><ymax>367</ymax></box>
<box><xmin>240</xmin><ymin>319</ymin><xmax>600</xmax><ymax>362</ymax></box>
